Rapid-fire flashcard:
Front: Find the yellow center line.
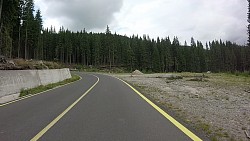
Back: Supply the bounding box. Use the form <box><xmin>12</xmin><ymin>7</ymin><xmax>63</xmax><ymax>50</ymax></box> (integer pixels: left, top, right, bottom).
<box><xmin>115</xmin><ymin>77</ymin><xmax>203</xmax><ymax>141</ymax></box>
<box><xmin>30</xmin><ymin>74</ymin><xmax>99</xmax><ymax>141</ymax></box>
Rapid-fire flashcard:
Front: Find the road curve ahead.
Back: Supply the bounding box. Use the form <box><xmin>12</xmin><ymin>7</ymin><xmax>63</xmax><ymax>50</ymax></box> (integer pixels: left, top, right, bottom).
<box><xmin>0</xmin><ymin>72</ymin><xmax>204</xmax><ymax>141</ymax></box>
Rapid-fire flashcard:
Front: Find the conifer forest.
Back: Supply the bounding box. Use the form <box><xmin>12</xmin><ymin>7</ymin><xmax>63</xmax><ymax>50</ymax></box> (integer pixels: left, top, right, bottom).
<box><xmin>0</xmin><ymin>0</ymin><xmax>250</xmax><ymax>73</ymax></box>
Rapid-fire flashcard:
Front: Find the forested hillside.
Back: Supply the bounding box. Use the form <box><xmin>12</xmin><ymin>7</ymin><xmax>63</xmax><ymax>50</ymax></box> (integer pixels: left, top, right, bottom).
<box><xmin>0</xmin><ymin>0</ymin><xmax>250</xmax><ymax>72</ymax></box>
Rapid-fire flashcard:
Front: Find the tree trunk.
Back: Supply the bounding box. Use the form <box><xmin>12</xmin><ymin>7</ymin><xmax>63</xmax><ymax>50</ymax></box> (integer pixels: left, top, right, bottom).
<box><xmin>0</xmin><ymin>0</ymin><xmax>3</xmax><ymax>28</ymax></box>
<box><xmin>25</xmin><ymin>24</ymin><xmax>28</xmax><ymax>59</ymax></box>
<box><xmin>109</xmin><ymin>46</ymin><xmax>111</xmax><ymax>72</ymax></box>
<box><xmin>18</xmin><ymin>25</ymin><xmax>21</xmax><ymax>58</ymax></box>
<box><xmin>0</xmin><ymin>0</ymin><xmax>3</xmax><ymax>55</ymax></box>
<box><xmin>10</xmin><ymin>38</ymin><xmax>12</xmax><ymax>58</ymax></box>
<box><xmin>0</xmin><ymin>24</ymin><xmax>2</xmax><ymax>55</ymax></box>
<box><xmin>112</xmin><ymin>46</ymin><xmax>114</xmax><ymax>65</ymax></box>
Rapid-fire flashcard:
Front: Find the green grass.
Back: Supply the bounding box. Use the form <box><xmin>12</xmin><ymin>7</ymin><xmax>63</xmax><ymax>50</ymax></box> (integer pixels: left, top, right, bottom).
<box><xmin>19</xmin><ymin>74</ymin><xmax>80</xmax><ymax>97</ymax></box>
<box><xmin>170</xmin><ymin>72</ymin><xmax>250</xmax><ymax>87</ymax></box>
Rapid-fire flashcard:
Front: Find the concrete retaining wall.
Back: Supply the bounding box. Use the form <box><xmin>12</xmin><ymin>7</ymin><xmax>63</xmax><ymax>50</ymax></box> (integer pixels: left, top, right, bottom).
<box><xmin>0</xmin><ymin>68</ymin><xmax>71</xmax><ymax>103</ymax></box>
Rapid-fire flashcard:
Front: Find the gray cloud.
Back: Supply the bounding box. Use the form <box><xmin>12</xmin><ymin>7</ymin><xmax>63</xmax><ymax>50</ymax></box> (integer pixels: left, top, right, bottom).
<box><xmin>41</xmin><ymin>0</ymin><xmax>123</xmax><ymax>31</ymax></box>
<box><xmin>111</xmin><ymin>0</ymin><xmax>247</xmax><ymax>45</ymax></box>
<box><xmin>36</xmin><ymin>0</ymin><xmax>247</xmax><ymax>45</ymax></box>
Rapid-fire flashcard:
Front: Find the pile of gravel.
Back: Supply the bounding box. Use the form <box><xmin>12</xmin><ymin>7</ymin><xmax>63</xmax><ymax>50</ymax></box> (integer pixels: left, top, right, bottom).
<box><xmin>131</xmin><ymin>70</ymin><xmax>144</xmax><ymax>75</ymax></box>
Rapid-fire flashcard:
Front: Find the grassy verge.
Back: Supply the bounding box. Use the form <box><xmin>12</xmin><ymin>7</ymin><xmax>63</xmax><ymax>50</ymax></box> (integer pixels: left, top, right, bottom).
<box><xmin>172</xmin><ymin>72</ymin><xmax>250</xmax><ymax>86</ymax></box>
<box><xmin>19</xmin><ymin>74</ymin><xmax>80</xmax><ymax>97</ymax></box>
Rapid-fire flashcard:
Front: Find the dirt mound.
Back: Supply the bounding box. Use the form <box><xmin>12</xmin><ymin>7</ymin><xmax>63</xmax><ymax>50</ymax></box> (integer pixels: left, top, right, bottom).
<box><xmin>131</xmin><ymin>70</ymin><xmax>144</xmax><ymax>75</ymax></box>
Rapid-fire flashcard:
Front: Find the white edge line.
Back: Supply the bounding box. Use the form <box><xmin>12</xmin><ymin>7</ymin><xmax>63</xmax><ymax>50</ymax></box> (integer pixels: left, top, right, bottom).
<box><xmin>0</xmin><ymin>74</ymin><xmax>82</xmax><ymax>107</ymax></box>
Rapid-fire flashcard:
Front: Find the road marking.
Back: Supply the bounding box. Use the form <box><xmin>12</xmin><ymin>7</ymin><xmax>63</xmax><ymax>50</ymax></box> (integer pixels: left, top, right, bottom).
<box><xmin>0</xmin><ymin>75</ymin><xmax>82</xmax><ymax>107</ymax></box>
<box><xmin>30</xmin><ymin>74</ymin><xmax>99</xmax><ymax>141</ymax></box>
<box><xmin>116</xmin><ymin>77</ymin><xmax>203</xmax><ymax>141</ymax></box>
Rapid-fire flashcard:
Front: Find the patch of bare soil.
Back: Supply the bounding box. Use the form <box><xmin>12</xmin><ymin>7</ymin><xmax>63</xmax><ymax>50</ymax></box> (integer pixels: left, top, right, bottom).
<box><xmin>114</xmin><ymin>73</ymin><xmax>250</xmax><ymax>141</ymax></box>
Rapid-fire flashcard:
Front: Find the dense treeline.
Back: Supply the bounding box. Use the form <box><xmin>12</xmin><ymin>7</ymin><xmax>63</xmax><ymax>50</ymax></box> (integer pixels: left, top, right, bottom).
<box><xmin>0</xmin><ymin>0</ymin><xmax>42</xmax><ymax>59</ymax></box>
<box><xmin>0</xmin><ymin>0</ymin><xmax>250</xmax><ymax>73</ymax></box>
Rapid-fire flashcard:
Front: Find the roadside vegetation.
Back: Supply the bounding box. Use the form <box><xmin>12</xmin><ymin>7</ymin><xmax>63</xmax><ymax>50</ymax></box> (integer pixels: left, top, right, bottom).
<box><xmin>173</xmin><ymin>72</ymin><xmax>250</xmax><ymax>84</ymax></box>
<box><xmin>19</xmin><ymin>74</ymin><xmax>80</xmax><ymax>97</ymax></box>
<box><xmin>0</xmin><ymin>58</ymin><xmax>64</xmax><ymax>70</ymax></box>
<box><xmin>69</xmin><ymin>64</ymin><xmax>130</xmax><ymax>73</ymax></box>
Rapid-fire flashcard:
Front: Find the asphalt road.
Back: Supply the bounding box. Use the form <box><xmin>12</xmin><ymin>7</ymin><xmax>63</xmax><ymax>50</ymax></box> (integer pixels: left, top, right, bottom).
<box><xmin>0</xmin><ymin>72</ymin><xmax>203</xmax><ymax>141</ymax></box>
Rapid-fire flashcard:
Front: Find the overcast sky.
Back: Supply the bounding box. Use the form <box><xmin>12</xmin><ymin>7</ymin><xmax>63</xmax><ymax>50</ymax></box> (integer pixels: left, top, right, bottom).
<box><xmin>35</xmin><ymin>0</ymin><xmax>248</xmax><ymax>45</ymax></box>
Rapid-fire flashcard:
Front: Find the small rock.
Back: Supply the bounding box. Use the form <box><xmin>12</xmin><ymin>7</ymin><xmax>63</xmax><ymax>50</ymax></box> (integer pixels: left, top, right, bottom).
<box><xmin>244</xmin><ymin>89</ymin><xmax>250</xmax><ymax>93</ymax></box>
<box><xmin>194</xmin><ymin>94</ymin><xmax>199</xmax><ymax>98</ymax></box>
<box><xmin>165</xmin><ymin>80</ymin><xmax>173</xmax><ymax>83</ymax></box>
<box><xmin>6</xmin><ymin>60</ymin><xmax>15</xmax><ymax>66</ymax></box>
<box><xmin>189</xmin><ymin>94</ymin><xmax>199</xmax><ymax>98</ymax></box>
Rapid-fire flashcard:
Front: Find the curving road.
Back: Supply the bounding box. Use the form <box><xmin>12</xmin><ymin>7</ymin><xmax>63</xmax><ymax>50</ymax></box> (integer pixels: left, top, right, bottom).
<box><xmin>0</xmin><ymin>72</ymin><xmax>205</xmax><ymax>141</ymax></box>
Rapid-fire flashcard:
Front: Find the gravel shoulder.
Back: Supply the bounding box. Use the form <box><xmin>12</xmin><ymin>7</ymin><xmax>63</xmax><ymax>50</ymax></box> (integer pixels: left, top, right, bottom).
<box><xmin>113</xmin><ymin>73</ymin><xmax>250</xmax><ymax>141</ymax></box>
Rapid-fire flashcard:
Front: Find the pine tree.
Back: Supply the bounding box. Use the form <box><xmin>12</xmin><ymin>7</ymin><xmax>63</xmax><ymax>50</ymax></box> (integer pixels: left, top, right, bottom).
<box><xmin>105</xmin><ymin>25</ymin><xmax>112</xmax><ymax>70</ymax></box>
<box><xmin>248</xmin><ymin>0</ymin><xmax>250</xmax><ymax>47</ymax></box>
<box><xmin>172</xmin><ymin>37</ymin><xmax>180</xmax><ymax>71</ymax></box>
<box><xmin>34</xmin><ymin>9</ymin><xmax>43</xmax><ymax>59</ymax></box>
<box><xmin>197</xmin><ymin>41</ymin><xmax>206</xmax><ymax>72</ymax></box>
<box><xmin>247</xmin><ymin>0</ymin><xmax>250</xmax><ymax>72</ymax></box>
<box><xmin>0</xmin><ymin>0</ymin><xmax>19</xmax><ymax>58</ymax></box>
<box><xmin>0</xmin><ymin>0</ymin><xmax>3</xmax><ymax>31</ymax></box>
<box><xmin>22</xmin><ymin>0</ymin><xmax>35</xmax><ymax>59</ymax></box>
<box><xmin>152</xmin><ymin>42</ymin><xmax>161</xmax><ymax>72</ymax></box>
<box><xmin>163</xmin><ymin>37</ymin><xmax>172</xmax><ymax>72</ymax></box>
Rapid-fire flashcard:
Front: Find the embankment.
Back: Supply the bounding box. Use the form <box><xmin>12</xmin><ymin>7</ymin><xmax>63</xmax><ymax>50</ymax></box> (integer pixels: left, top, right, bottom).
<box><xmin>0</xmin><ymin>68</ymin><xmax>71</xmax><ymax>103</ymax></box>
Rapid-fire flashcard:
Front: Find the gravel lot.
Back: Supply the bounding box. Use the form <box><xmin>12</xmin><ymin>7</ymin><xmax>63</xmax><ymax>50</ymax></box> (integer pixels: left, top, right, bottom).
<box><xmin>114</xmin><ymin>73</ymin><xmax>250</xmax><ymax>141</ymax></box>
